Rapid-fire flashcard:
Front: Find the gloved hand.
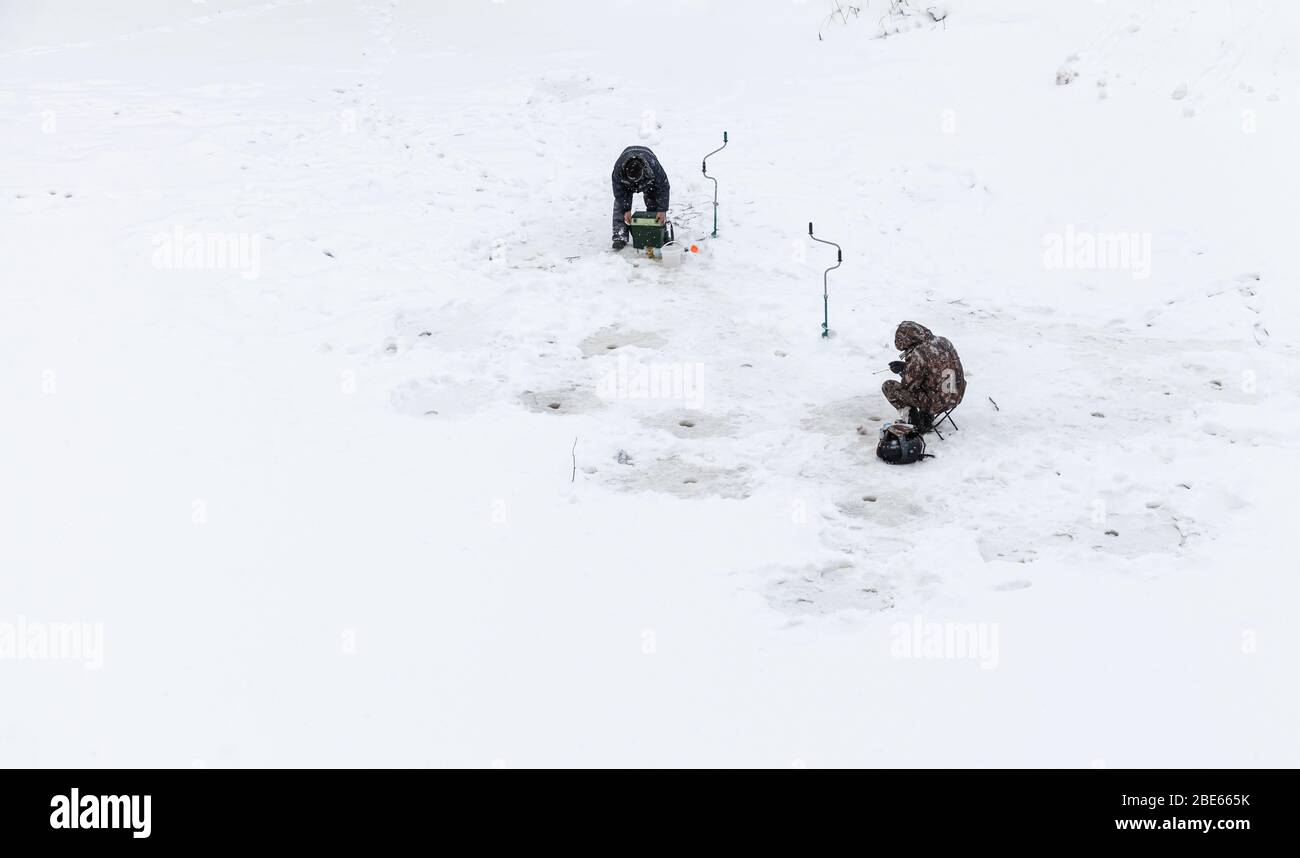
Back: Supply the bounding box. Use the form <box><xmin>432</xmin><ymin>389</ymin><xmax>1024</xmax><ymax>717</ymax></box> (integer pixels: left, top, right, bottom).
<box><xmin>889</xmin><ymin>360</ymin><xmax>905</xmax><ymax>374</ymax></box>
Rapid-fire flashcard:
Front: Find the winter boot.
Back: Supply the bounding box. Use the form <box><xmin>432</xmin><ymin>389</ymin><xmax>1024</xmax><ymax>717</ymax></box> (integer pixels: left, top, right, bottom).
<box><xmin>907</xmin><ymin>407</ymin><xmax>935</xmax><ymax>434</ymax></box>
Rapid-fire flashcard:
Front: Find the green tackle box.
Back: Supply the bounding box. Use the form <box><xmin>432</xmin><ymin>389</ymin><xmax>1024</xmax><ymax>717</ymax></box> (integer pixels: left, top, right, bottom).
<box><xmin>628</xmin><ymin>211</ymin><xmax>673</xmax><ymax>249</ymax></box>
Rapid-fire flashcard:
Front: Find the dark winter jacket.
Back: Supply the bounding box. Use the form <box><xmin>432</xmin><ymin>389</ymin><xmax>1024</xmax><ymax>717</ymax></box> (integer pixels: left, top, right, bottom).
<box><xmin>893</xmin><ymin>321</ymin><xmax>967</xmax><ymax>411</ymax></box>
<box><xmin>611</xmin><ymin>146</ymin><xmax>670</xmax><ymax>213</ymax></box>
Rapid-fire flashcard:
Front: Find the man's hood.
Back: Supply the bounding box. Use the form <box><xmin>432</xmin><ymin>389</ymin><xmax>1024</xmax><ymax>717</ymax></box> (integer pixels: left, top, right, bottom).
<box><xmin>894</xmin><ymin>321</ymin><xmax>934</xmax><ymax>351</ymax></box>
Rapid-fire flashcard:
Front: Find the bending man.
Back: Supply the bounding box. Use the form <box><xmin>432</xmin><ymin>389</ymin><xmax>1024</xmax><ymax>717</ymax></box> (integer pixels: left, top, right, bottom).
<box><xmin>610</xmin><ymin>146</ymin><xmax>670</xmax><ymax>251</ymax></box>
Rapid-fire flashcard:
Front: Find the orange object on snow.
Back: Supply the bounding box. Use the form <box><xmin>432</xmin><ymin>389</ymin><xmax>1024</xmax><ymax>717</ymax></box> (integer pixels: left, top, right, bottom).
<box><xmin>690</xmin><ymin>245</ymin><xmax>699</xmax><ymax>253</ymax></box>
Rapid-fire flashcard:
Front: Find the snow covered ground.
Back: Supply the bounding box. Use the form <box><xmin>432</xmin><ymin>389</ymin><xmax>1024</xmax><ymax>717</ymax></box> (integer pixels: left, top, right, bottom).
<box><xmin>2</xmin><ymin>0</ymin><xmax>1298</xmax><ymax>766</ymax></box>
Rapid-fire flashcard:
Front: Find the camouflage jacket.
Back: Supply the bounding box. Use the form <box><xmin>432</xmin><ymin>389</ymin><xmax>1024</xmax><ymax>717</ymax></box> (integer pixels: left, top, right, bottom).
<box><xmin>894</xmin><ymin>321</ymin><xmax>967</xmax><ymax>411</ymax></box>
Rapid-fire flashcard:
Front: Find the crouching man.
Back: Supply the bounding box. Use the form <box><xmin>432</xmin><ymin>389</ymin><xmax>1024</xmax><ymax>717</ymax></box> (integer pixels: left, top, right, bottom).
<box><xmin>882</xmin><ymin>321</ymin><xmax>966</xmax><ymax>432</ymax></box>
<box><xmin>611</xmin><ymin>145</ymin><xmax>670</xmax><ymax>250</ymax></box>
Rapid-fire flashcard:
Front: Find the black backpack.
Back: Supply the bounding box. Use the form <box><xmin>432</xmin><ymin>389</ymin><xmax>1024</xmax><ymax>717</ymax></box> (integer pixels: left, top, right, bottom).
<box><xmin>876</xmin><ymin>423</ymin><xmax>931</xmax><ymax>465</ymax></box>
